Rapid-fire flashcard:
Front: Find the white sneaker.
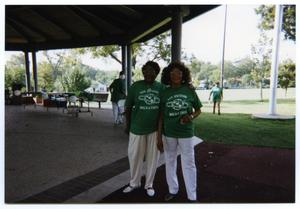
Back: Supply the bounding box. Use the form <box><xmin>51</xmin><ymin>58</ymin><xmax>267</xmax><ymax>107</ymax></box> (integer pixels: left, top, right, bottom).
<box><xmin>146</xmin><ymin>188</ymin><xmax>155</xmax><ymax>197</ymax></box>
<box><xmin>123</xmin><ymin>185</ymin><xmax>138</xmax><ymax>193</ymax></box>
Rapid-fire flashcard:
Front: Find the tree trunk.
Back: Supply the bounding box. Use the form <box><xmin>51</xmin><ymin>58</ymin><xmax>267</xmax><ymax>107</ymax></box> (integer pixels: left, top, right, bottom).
<box><xmin>260</xmin><ymin>81</ymin><xmax>263</xmax><ymax>102</ymax></box>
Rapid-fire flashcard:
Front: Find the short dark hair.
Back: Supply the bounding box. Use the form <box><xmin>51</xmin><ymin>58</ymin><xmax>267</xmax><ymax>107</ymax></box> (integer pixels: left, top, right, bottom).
<box><xmin>119</xmin><ymin>71</ymin><xmax>125</xmax><ymax>76</ymax></box>
<box><xmin>142</xmin><ymin>61</ymin><xmax>160</xmax><ymax>75</ymax></box>
<box><xmin>161</xmin><ymin>62</ymin><xmax>192</xmax><ymax>85</ymax></box>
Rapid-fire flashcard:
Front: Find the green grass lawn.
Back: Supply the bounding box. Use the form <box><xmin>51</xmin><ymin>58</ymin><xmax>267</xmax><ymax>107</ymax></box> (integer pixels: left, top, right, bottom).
<box><xmin>194</xmin><ymin>112</ymin><xmax>295</xmax><ymax>149</ymax></box>
<box><xmin>201</xmin><ymin>99</ymin><xmax>295</xmax><ymax>115</ymax></box>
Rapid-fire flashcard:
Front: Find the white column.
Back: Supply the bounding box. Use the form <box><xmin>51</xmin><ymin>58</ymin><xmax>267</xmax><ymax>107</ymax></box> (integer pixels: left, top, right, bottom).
<box><xmin>269</xmin><ymin>5</ymin><xmax>283</xmax><ymax>115</ymax></box>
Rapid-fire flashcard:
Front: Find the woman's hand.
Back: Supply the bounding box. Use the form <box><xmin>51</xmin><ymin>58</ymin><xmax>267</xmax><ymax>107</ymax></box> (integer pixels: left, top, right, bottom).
<box><xmin>180</xmin><ymin>114</ymin><xmax>193</xmax><ymax>124</ymax></box>
<box><xmin>124</xmin><ymin>126</ymin><xmax>130</xmax><ymax>135</ymax></box>
<box><xmin>157</xmin><ymin>134</ymin><xmax>164</xmax><ymax>152</ymax></box>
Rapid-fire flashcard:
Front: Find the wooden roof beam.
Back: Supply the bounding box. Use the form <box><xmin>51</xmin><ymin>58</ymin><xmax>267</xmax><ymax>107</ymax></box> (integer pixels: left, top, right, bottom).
<box><xmin>106</xmin><ymin>5</ymin><xmax>143</xmax><ymax>19</ymax></box>
<box><xmin>29</xmin><ymin>8</ymin><xmax>77</xmax><ymax>40</ymax></box>
<box><xmin>8</xmin><ymin>16</ymin><xmax>51</xmax><ymax>41</ymax></box>
<box><xmin>72</xmin><ymin>6</ymin><xmax>125</xmax><ymax>34</ymax></box>
<box><xmin>6</xmin><ymin>18</ymin><xmax>32</xmax><ymax>42</ymax></box>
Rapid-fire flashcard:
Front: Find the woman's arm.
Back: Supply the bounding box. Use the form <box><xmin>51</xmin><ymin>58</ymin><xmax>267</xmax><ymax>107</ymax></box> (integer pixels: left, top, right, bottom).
<box><xmin>190</xmin><ymin>108</ymin><xmax>201</xmax><ymax>119</ymax></box>
<box><xmin>157</xmin><ymin>111</ymin><xmax>164</xmax><ymax>152</ymax></box>
<box><xmin>124</xmin><ymin>107</ymin><xmax>132</xmax><ymax>135</ymax></box>
<box><xmin>180</xmin><ymin>108</ymin><xmax>201</xmax><ymax>124</ymax></box>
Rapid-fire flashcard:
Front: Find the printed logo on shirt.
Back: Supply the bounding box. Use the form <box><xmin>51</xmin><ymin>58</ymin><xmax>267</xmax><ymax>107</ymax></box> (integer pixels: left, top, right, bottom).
<box><xmin>166</xmin><ymin>98</ymin><xmax>189</xmax><ymax>111</ymax></box>
<box><xmin>138</xmin><ymin>93</ymin><xmax>160</xmax><ymax>105</ymax></box>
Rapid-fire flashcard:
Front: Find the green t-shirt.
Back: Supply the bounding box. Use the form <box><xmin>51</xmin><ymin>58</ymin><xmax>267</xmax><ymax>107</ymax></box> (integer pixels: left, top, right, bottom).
<box><xmin>125</xmin><ymin>80</ymin><xmax>164</xmax><ymax>135</ymax></box>
<box><xmin>161</xmin><ymin>85</ymin><xmax>202</xmax><ymax>138</ymax></box>
<box><xmin>211</xmin><ymin>86</ymin><xmax>223</xmax><ymax>102</ymax></box>
<box><xmin>109</xmin><ymin>78</ymin><xmax>126</xmax><ymax>103</ymax></box>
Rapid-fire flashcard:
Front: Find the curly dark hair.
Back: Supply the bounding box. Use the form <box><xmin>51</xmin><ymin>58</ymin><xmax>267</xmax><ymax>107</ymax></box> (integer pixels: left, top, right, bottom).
<box><xmin>142</xmin><ymin>61</ymin><xmax>160</xmax><ymax>75</ymax></box>
<box><xmin>161</xmin><ymin>62</ymin><xmax>192</xmax><ymax>86</ymax></box>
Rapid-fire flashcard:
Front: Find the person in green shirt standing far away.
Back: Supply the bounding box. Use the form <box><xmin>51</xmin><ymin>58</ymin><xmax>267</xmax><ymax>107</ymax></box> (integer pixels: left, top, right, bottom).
<box><xmin>109</xmin><ymin>71</ymin><xmax>126</xmax><ymax>125</ymax></box>
<box><xmin>123</xmin><ymin>61</ymin><xmax>164</xmax><ymax>197</ymax></box>
<box><xmin>208</xmin><ymin>81</ymin><xmax>223</xmax><ymax>115</ymax></box>
<box><xmin>157</xmin><ymin>62</ymin><xmax>202</xmax><ymax>202</ymax></box>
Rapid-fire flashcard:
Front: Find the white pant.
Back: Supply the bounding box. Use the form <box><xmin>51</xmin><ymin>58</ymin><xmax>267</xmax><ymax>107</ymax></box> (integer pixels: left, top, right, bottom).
<box><xmin>128</xmin><ymin>131</ymin><xmax>160</xmax><ymax>189</ymax></box>
<box><xmin>112</xmin><ymin>102</ymin><xmax>124</xmax><ymax>124</ymax></box>
<box><xmin>163</xmin><ymin>136</ymin><xmax>197</xmax><ymax>201</ymax></box>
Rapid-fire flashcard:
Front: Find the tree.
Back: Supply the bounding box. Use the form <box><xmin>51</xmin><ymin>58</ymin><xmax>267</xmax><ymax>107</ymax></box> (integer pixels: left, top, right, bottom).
<box><xmin>278</xmin><ymin>59</ymin><xmax>295</xmax><ymax>96</ymax></box>
<box><xmin>95</xmin><ymin>70</ymin><xmax>118</xmax><ymax>86</ymax></box>
<box><xmin>60</xmin><ymin>68</ymin><xmax>91</xmax><ymax>95</ymax></box>
<box><xmin>241</xmin><ymin>74</ymin><xmax>254</xmax><ymax>88</ymax></box>
<box><xmin>43</xmin><ymin>50</ymin><xmax>66</xmax><ymax>80</ymax></box>
<box><xmin>223</xmin><ymin>61</ymin><xmax>239</xmax><ymax>79</ymax></box>
<box><xmin>5</xmin><ymin>53</ymin><xmax>25</xmax><ymax>69</ymax></box>
<box><xmin>250</xmin><ymin>32</ymin><xmax>272</xmax><ymax>101</ymax></box>
<box><xmin>132</xmin><ymin>68</ymin><xmax>144</xmax><ymax>82</ymax></box>
<box><xmin>255</xmin><ymin>5</ymin><xmax>296</xmax><ymax>41</ymax></box>
<box><xmin>53</xmin><ymin>52</ymin><xmax>91</xmax><ymax>94</ymax></box>
<box><xmin>38</xmin><ymin>61</ymin><xmax>55</xmax><ymax>91</ymax></box>
<box><xmin>5</xmin><ymin>54</ymin><xmax>26</xmax><ymax>90</ymax></box>
<box><xmin>140</xmin><ymin>31</ymin><xmax>171</xmax><ymax>63</ymax></box>
<box><xmin>5</xmin><ymin>66</ymin><xmax>26</xmax><ymax>90</ymax></box>
<box><xmin>234</xmin><ymin>57</ymin><xmax>255</xmax><ymax>78</ymax></box>
<box><xmin>76</xmin><ymin>31</ymin><xmax>172</xmax><ymax>70</ymax></box>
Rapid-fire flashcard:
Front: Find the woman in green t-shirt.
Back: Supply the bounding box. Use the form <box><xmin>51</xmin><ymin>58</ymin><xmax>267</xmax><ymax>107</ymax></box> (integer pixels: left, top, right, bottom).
<box><xmin>123</xmin><ymin>61</ymin><xmax>164</xmax><ymax>197</ymax></box>
<box><xmin>158</xmin><ymin>62</ymin><xmax>202</xmax><ymax>202</ymax></box>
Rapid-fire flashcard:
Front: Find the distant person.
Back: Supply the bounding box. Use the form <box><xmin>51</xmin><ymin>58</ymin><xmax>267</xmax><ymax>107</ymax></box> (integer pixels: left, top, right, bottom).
<box><xmin>41</xmin><ymin>86</ymin><xmax>46</xmax><ymax>93</ymax></box>
<box><xmin>41</xmin><ymin>86</ymin><xmax>48</xmax><ymax>99</ymax></box>
<box><xmin>209</xmin><ymin>82</ymin><xmax>223</xmax><ymax>115</ymax></box>
<box><xmin>109</xmin><ymin>71</ymin><xmax>126</xmax><ymax>125</ymax></box>
<box><xmin>158</xmin><ymin>62</ymin><xmax>202</xmax><ymax>202</ymax></box>
<box><xmin>123</xmin><ymin>61</ymin><xmax>164</xmax><ymax>197</ymax></box>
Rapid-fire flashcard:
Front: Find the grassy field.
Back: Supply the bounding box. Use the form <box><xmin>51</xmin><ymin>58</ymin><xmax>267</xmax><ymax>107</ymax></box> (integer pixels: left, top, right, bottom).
<box><xmin>93</xmin><ymin>95</ymin><xmax>296</xmax><ymax>149</ymax></box>
<box><xmin>194</xmin><ymin>112</ymin><xmax>295</xmax><ymax>149</ymax></box>
<box><xmin>200</xmin><ymin>99</ymin><xmax>296</xmax><ymax>115</ymax></box>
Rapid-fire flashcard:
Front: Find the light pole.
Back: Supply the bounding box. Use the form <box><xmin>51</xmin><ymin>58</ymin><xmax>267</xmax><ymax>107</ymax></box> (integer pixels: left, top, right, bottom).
<box><xmin>268</xmin><ymin>5</ymin><xmax>283</xmax><ymax>115</ymax></box>
<box><xmin>220</xmin><ymin>5</ymin><xmax>228</xmax><ymax>88</ymax></box>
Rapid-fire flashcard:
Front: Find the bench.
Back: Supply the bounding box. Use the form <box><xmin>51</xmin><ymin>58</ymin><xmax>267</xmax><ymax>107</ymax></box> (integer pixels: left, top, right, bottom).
<box><xmin>92</xmin><ymin>93</ymin><xmax>109</xmax><ymax>108</ymax></box>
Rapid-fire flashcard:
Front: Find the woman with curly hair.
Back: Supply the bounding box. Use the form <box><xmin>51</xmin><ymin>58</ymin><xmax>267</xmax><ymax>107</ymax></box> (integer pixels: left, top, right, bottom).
<box><xmin>157</xmin><ymin>62</ymin><xmax>202</xmax><ymax>202</ymax></box>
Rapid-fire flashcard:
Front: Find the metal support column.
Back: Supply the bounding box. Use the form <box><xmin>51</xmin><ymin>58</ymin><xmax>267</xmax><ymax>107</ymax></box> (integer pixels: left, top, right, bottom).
<box><xmin>171</xmin><ymin>8</ymin><xmax>182</xmax><ymax>62</ymax></box>
<box><xmin>220</xmin><ymin>5</ymin><xmax>228</xmax><ymax>88</ymax></box>
<box><xmin>126</xmin><ymin>44</ymin><xmax>132</xmax><ymax>89</ymax></box>
<box><xmin>24</xmin><ymin>51</ymin><xmax>31</xmax><ymax>92</ymax></box>
<box><xmin>32</xmin><ymin>51</ymin><xmax>38</xmax><ymax>92</ymax></box>
<box><xmin>121</xmin><ymin>45</ymin><xmax>128</xmax><ymax>94</ymax></box>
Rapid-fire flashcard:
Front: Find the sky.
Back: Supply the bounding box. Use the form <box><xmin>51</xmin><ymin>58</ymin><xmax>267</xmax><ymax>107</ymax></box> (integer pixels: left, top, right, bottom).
<box><xmin>4</xmin><ymin>4</ymin><xmax>296</xmax><ymax>71</ymax></box>
<box><xmin>182</xmin><ymin>4</ymin><xmax>295</xmax><ymax>64</ymax></box>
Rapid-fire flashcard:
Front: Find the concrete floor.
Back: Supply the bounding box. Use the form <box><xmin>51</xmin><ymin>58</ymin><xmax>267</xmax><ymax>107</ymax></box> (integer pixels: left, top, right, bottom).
<box><xmin>5</xmin><ymin>105</ymin><xmax>129</xmax><ymax>203</ymax></box>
